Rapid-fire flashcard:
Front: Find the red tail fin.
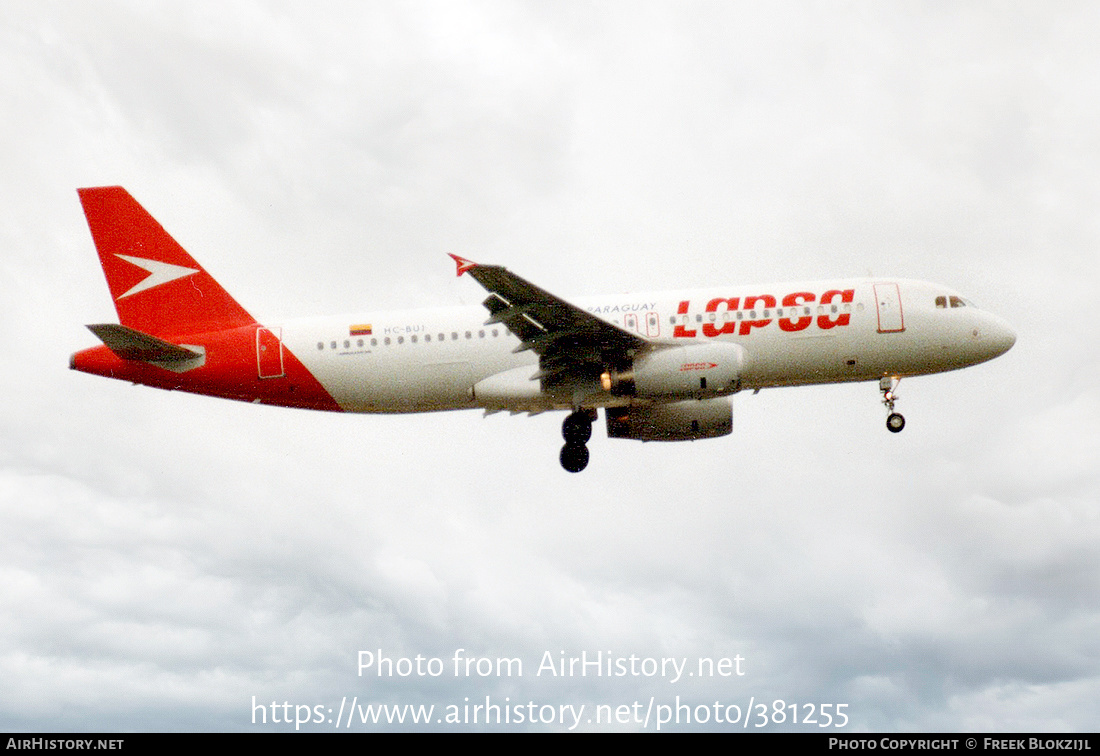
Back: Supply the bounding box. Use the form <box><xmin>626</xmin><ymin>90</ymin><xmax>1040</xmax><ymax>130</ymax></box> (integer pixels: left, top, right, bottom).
<box><xmin>78</xmin><ymin>187</ymin><xmax>256</xmax><ymax>337</ymax></box>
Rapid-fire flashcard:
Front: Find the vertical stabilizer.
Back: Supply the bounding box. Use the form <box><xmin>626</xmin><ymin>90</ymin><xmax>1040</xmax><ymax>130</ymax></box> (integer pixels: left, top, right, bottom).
<box><xmin>78</xmin><ymin>186</ymin><xmax>256</xmax><ymax>337</ymax></box>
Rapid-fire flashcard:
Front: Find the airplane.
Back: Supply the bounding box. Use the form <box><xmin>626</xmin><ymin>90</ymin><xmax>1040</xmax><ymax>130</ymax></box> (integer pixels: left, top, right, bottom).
<box><xmin>70</xmin><ymin>186</ymin><xmax>1016</xmax><ymax>472</ymax></box>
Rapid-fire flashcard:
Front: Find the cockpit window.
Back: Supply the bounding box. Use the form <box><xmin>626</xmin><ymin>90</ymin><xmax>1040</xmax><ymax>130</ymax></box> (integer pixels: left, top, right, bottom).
<box><xmin>936</xmin><ymin>294</ymin><xmax>978</xmax><ymax>309</ymax></box>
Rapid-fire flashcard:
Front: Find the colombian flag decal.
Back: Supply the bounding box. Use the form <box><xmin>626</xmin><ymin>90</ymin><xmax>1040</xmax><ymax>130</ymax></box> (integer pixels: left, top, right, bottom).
<box><xmin>349</xmin><ymin>324</ymin><xmax>372</xmax><ymax>336</ymax></box>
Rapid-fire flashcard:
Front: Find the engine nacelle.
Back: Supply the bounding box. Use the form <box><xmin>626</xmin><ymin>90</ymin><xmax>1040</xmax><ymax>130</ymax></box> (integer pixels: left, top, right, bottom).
<box><xmin>606</xmin><ymin>397</ymin><xmax>732</xmax><ymax>441</ymax></box>
<box><xmin>601</xmin><ymin>342</ymin><xmax>745</xmax><ymax>399</ymax></box>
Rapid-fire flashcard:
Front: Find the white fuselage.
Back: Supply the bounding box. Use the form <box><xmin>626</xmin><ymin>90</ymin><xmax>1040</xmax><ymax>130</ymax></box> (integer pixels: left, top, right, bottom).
<box><xmin>277</xmin><ymin>278</ymin><xmax>1016</xmax><ymax>414</ymax></box>
<box><xmin>71</xmin><ymin>187</ymin><xmax>1020</xmax><ymax>471</ymax></box>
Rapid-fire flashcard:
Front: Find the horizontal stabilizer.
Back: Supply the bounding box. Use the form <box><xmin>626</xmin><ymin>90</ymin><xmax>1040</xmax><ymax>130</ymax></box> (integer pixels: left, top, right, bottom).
<box><xmin>86</xmin><ymin>323</ymin><xmax>203</xmax><ymax>362</ymax></box>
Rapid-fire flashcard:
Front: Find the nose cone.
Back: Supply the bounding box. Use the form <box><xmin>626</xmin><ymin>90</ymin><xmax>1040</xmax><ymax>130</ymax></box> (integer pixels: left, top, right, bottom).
<box><xmin>989</xmin><ymin>316</ymin><xmax>1016</xmax><ymax>357</ymax></box>
<box><xmin>976</xmin><ymin>313</ymin><xmax>1016</xmax><ymax>362</ymax></box>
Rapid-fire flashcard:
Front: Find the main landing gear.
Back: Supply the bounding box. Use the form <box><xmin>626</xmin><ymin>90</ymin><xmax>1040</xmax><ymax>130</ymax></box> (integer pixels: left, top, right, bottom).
<box><xmin>560</xmin><ymin>409</ymin><xmax>596</xmax><ymax>473</ymax></box>
<box><xmin>880</xmin><ymin>376</ymin><xmax>905</xmax><ymax>433</ymax></box>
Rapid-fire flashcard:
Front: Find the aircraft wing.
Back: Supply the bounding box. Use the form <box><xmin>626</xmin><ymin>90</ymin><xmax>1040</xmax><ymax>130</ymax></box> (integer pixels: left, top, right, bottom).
<box><xmin>449</xmin><ymin>255</ymin><xmax>648</xmax><ymax>385</ymax></box>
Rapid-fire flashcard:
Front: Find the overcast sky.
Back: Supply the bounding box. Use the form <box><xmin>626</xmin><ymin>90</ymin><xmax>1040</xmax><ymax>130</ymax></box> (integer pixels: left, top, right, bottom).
<box><xmin>1</xmin><ymin>0</ymin><xmax>1098</xmax><ymax>732</ymax></box>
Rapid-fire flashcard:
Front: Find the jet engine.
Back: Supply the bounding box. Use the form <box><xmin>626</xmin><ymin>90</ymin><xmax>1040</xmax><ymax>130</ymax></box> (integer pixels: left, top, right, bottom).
<box><xmin>600</xmin><ymin>342</ymin><xmax>745</xmax><ymax>399</ymax></box>
<box><xmin>605</xmin><ymin>397</ymin><xmax>733</xmax><ymax>441</ymax></box>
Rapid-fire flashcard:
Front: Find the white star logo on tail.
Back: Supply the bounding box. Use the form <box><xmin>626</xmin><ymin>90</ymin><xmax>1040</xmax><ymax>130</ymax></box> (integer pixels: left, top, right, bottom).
<box><xmin>115</xmin><ymin>254</ymin><xmax>200</xmax><ymax>299</ymax></box>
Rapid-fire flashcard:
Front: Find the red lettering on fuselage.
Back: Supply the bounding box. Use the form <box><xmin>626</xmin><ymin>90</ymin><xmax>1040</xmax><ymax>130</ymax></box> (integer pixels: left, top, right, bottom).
<box><xmin>702</xmin><ymin>297</ymin><xmax>739</xmax><ymax>337</ymax></box>
<box><xmin>817</xmin><ymin>289</ymin><xmax>855</xmax><ymax>329</ymax></box>
<box><xmin>673</xmin><ymin>289</ymin><xmax>855</xmax><ymax>338</ymax></box>
<box><xmin>738</xmin><ymin>294</ymin><xmax>777</xmax><ymax>336</ymax></box>
<box><xmin>673</xmin><ymin>300</ymin><xmax>697</xmax><ymax>338</ymax></box>
<box><xmin>779</xmin><ymin>292</ymin><xmax>815</xmax><ymax>332</ymax></box>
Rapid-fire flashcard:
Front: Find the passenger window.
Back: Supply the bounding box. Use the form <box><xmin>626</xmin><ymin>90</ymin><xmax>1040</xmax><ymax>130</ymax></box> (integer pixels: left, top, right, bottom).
<box><xmin>465</xmin><ymin>331</ymin><xmax>472</xmax><ymax>339</ymax></box>
<box><xmin>478</xmin><ymin>330</ymin><xmax>485</xmax><ymax>338</ymax></box>
<box><xmin>344</xmin><ymin>340</ymin><xmax>350</xmax><ymax>348</ymax></box>
<box><xmin>316</xmin><ymin>342</ymin><xmax>323</xmax><ymax>351</ymax></box>
<box><xmin>492</xmin><ymin>329</ymin><xmax>498</xmax><ymax>337</ymax></box>
<box><xmin>371</xmin><ymin>338</ymin><xmax>378</xmax><ymax>346</ymax></box>
<box><xmin>411</xmin><ymin>335</ymin><xmax>417</xmax><ymax>343</ymax></box>
<box><xmin>357</xmin><ymin>339</ymin><xmax>364</xmax><ymax>347</ymax></box>
<box><xmin>452</xmin><ymin>332</ymin><xmax>458</xmax><ymax>340</ymax></box>
<box><xmin>397</xmin><ymin>336</ymin><xmax>404</xmax><ymax>344</ymax></box>
<box><xmin>425</xmin><ymin>334</ymin><xmax>430</xmax><ymax>342</ymax></box>
<box><xmin>384</xmin><ymin>337</ymin><xmax>391</xmax><ymax>345</ymax></box>
<box><xmin>330</xmin><ymin>341</ymin><xmax>337</xmax><ymax>350</ymax></box>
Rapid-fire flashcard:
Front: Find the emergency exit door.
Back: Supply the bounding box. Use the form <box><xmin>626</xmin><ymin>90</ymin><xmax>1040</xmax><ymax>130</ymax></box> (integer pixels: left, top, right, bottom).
<box><xmin>624</xmin><ymin>312</ymin><xmax>661</xmax><ymax>337</ymax></box>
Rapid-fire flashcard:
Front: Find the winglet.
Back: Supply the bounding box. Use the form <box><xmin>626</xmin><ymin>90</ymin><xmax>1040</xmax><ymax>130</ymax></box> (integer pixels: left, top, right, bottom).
<box><xmin>448</xmin><ymin>253</ymin><xmax>479</xmax><ymax>277</ymax></box>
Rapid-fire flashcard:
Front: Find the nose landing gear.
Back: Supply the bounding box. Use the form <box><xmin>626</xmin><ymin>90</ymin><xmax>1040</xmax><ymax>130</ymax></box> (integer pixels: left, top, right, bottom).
<box><xmin>886</xmin><ymin>412</ymin><xmax>906</xmax><ymax>432</ymax></box>
<box><xmin>880</xmin><ymin>376</ymin><xmax>905</xmax><ymax>433</ymax></box>
<box><xmin>560</xmin><ymin>409</ymin><xmax>596</xmax><ymax>472</ymax></box>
